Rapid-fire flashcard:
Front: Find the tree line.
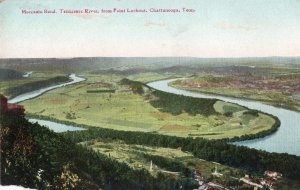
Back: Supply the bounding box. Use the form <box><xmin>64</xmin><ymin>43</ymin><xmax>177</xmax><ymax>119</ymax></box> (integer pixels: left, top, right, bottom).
<box><xmin>63</xmin><ymin>127</ymin><xmax>300</xmax><ymax>179</ymax></box>
<box><xmin>0</xmin><ymin>112</ymin><xmax>197</xmax><ymax>189</ymax></box>
<box><xmin>5</xmin><ymin>76</ymin><xmax>70</xmax><ymax>98</ymax></box>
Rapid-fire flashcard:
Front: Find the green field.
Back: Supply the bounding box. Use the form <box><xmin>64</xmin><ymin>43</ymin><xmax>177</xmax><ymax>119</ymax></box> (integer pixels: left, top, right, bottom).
<box><xmin>82</xmin><ymin>138</ymin><xmax>300</xmax><ymax>190</ymax></box>
<box><xmin>20</xmin><ymin>74</ymin><xmax>276</xmax><ymax>139</ymax></box>
<box><xmin>82</xmin><ymin>138</ymin><xmax>243</xmax><ymax>178</ymax></box>
<box><xmin>1</xmin><ymin>60</ymin><xmax>299</xmax><ymax>189</ymax></box>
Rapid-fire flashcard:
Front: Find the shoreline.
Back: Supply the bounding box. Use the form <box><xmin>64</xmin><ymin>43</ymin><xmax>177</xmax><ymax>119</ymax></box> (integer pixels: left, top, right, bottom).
<box><xmin>170</xmin><ymin>82</ymin><xmax>300</xmax><ymax>113</ymax></box>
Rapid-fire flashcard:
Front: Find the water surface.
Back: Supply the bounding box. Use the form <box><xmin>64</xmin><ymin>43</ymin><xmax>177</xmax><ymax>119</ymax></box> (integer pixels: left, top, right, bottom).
<box><xmin>148</xmin><ymin>79</ymin><xmax>300</xmax><ymax>156</ymax></box>
<box><xmin>29</xmin><ymin>119</ymin><xmax>85</xmax><ymax>133</ymax></box>
<box><xmin>8</xmin><ymin>74</ymin><xmax>85</xmax><ymax>104</ymax></box>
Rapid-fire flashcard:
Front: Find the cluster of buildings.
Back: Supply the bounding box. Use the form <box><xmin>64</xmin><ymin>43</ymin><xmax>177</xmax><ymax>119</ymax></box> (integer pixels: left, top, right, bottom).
<box><xmin>194</xmin><ymin>168</ymin><xmax>228</xmax><ymax>190</ymax></box>
<box><xmin>0</xmin><ymin>95</ymin><xmax>25</xmax><ymax>115</ymax></box>
<box><xmin>181</xmin><ymin>78</ymin><xmax>300</xmax><ymax>98</ymax></box>
<box><xmin>193</xmin><ymin>168</ymin><xmax>283</xmax><ymax>190</ymax></box>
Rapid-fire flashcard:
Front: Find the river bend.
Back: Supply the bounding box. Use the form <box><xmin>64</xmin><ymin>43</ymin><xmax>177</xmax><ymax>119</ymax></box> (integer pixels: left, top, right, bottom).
<box><xmin>148</xmin><ymin>79</ymin><xmax>300</xmax><ymax>156</ymax></box>
<box><xmin>9</xmin><ymin>75</ymin><xmax>299</xmax><ymax>155</ymax></box>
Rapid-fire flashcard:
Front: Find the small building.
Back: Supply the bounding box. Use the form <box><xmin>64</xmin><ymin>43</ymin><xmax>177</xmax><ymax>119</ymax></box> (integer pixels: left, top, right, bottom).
<box><xmin>230</xmin><ymin>121</ymin><xmax>242</xmax><ymax>127</ymax></box>
<box><xmin>264</xmin><ymin>170</ymin><xmax>283</xmax><ymax>179</ymax></box>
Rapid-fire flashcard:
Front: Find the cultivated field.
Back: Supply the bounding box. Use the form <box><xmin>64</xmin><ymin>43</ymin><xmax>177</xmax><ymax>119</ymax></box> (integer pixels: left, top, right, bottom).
<box><xmin>21</xmin><ymin>74</ymin><xmax>276</xmax><ymax>139</ymax></box>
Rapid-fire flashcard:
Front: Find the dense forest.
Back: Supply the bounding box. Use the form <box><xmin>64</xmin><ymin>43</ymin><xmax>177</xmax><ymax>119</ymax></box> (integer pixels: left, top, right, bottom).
<box><xmin>1</xmin><ymin>77</ymin><xmax>295</xmax><ymax>189</ymax></box>
<box><xmin>121</xmin><ymin>78</ymin><xmax>217</xmax><ymax>116</ymax></box>
<box><xmin>121</xmin><ymin>78</ymin><xmax>279</xmax><ymax>138</ymax></box>
<box><xmin>0</xmin><ymin>113</ymin><xmax>198</xmax><ymax>189</ymax></box>
<box><xmin>62</xmin><ymin>128</ymin><xmax>300</xmax><ymax>179</ymax></box>
<box><xmin>150</xmin><ymin>90</ymin><xmax>217</xmax><ymax>116</ymax></box>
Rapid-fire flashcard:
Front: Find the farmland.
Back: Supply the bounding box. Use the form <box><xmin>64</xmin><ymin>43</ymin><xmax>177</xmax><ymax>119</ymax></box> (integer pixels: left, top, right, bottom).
<box><xmin>1</xmin><ymin>57</ymin><xmax>300</xmax><ymax>189</ymax></box>
<box><xmin>19</xmin><ymin>74</ymin><xmax>276</xmax><ymax>139</ymax></box>
<box><xmin>170</xmin><ymin>73</ymin><xmax>300</xmax><ymax>112</ymax></box>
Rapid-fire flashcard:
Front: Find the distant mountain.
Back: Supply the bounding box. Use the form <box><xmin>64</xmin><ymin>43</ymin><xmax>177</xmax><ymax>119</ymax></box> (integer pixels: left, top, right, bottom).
<box><xmin>0</xmin><ymin>57</ymin><xmax>299</xmax><ymax>73</ymax></box>
<box><xmin>0</xmin><ymin>69</ymin><xmax>23</xmax><ymax>80</ymax></box>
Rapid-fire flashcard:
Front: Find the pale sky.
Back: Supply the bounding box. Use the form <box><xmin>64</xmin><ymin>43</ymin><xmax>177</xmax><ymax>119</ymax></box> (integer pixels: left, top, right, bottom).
<box><xmin>0</xmin><ymin>0</ymin><xmax>300</xmax><ymax>58</ymax></box>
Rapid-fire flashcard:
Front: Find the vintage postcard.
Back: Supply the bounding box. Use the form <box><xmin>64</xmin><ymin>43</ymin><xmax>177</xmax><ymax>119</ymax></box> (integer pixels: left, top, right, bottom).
<box><xmin>0</xmin><ymin>0</ymin><xmax>299</xmax><ymax>189</ymax></box>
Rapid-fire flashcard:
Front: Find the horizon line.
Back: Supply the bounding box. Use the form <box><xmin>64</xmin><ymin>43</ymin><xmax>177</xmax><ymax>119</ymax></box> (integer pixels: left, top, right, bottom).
<box><xmin>1</xmin><ymin>55</ymin><xmax>300</xmax><ymax>60</ymax></box>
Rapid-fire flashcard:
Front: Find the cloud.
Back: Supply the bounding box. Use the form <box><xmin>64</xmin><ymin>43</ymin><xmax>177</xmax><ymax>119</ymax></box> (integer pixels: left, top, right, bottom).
<box><xmin>144</xmin><ymin>21</ymin><xmax>166</xmax><ymax>27</ymax></box>
<box><xmin>215</xmin><ymin>21</ymin><xmax>257</xmax><ymax>31</ymax></box>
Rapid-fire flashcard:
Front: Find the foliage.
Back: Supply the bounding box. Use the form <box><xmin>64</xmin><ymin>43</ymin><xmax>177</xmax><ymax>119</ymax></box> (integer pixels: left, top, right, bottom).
<box><xmin>150</xmin><ymin>90</ymin><xmax>217</xmax><ymax>116</ymax></box>
<box><xmin>6</xmin><ymin>76</ymin><xmax>70</xmax><ymax>98</ymax></box>
<box><xmin>0</xmin><ymin>113</ymin><xmax>197</xmax><ymax>189</ymax></box>
<box><xmin>63</xmin><ymin>127</ymin><xmax>300</xmax><ymax>179</ymax></box>
<box><xmin>121</xmin><ymin>78</ymin><xmax>217</xmax><ymax>116</ymax></box>
<box><xmin>120</xmin><ymin>78</ymin><xmax>148</xmax><ymax>94</ymax></box>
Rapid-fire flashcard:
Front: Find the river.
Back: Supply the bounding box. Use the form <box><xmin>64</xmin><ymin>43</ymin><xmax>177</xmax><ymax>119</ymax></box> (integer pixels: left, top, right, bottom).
<box><xmin>8</xmin><ymin>74</ymin><xmax>85</xmax><ymax>104</ymax></box>
<box><xmin>28</xmin><ymin>119</ymin><xmax>86</xmax><ymax>133</ymax></box>
<box><xmin>147</xmin><ymin>78</ymin><xmax>300</xmax><ymax>156</ymax></box>
<box><xmin>8</xmin><ymin>74</ymin><xmax>87</xmax><ymax>133</ymax></box>
<box><xmin>11</xmin><ymin>75</ymin><xmax>299</xmax><ymax>155</ymax></box>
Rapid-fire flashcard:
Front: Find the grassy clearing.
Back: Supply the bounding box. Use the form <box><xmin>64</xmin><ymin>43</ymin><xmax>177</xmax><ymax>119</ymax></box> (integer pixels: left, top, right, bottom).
<box><xmin>81</xmin><ymin>138</ymin><xmax>242</xmax><ymax>178</ymax></box>
<box><xmin>83</xmin><ymin>138</ymin><xmax>300</xmax><ymax>190</ymax></box>
<box><xmin>21</xmin><ymin>74</ymin><xmax>275</xmax><ymax>139</ymax></box>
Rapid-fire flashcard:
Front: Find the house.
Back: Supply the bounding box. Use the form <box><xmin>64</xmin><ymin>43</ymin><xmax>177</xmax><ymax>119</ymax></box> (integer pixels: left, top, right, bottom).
<box><xmin>0</xmin><ymin>95</ymin><xmax>25</xmax><ymax>116</ymax></box>
<box><xmin>264</xmin><ymin>170</ymin><xmax>283</xmax><ymax>179</ymax></box>
<box><xmin>240</xmin><ymin>175</ymin><xmax>263</xmax><ymax>189</ymax></box>
<box><xmin>230</xmin><ymin>121</ymin><xmax>242</xmax><ymax>126</ymax></box>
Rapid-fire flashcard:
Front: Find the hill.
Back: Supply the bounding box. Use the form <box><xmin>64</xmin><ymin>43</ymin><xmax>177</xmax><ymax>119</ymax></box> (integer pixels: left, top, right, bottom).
<box><xmin>0</xmin><ymin>69</ymin><xmax>23</xmax><ymax>80</ymax></box>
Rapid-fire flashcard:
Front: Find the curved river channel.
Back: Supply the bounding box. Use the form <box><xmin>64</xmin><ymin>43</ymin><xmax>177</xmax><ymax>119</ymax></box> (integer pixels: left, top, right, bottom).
<box><xmin>8</xmin><ymin>74</ymin><xmax>86</xmax><ymax>104</ymax></box>
<box><xmin>8</xmin><ymin>74</ymin><xmax>87</xmax><ymax>133</ymax></box>
<box><xmin>148</xmin><ymin>79</ymin><xmax>300</xmax><ymax>156</ymax></box>
<box><xmin>10</xmin><ymin>75</ymin><xmax>299</xmax><ymax>156</ymax></box>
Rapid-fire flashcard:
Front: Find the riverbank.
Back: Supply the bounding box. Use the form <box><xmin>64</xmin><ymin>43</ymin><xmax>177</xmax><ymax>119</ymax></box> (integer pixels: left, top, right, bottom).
<box><xmin>5</xmin><ymin>73</ymin><xmax>298</xmax><ymax>155</ymax></box>
<box><xmin>3</xmin><ymin>112</ymin><xmax>300</xmax><ymax>190</ymax></box>
<box><xmin>148</xmin><ymin>78</ymin><xmax>300</xmax><ymax>156</ymax></box>
<box><xmin>1</xmin><ymin>111</ymin><xmax>189</xmax><ymax>189</ymax></box>
<box><xmin>8</xmin><ymin>74</ymin><xmax>86</xmax><ymax>104</ymax></box>
<box><xmin>2</xmin><ymin>73</ymin><xmax>300</xmax><ymax>189</ymax></box>
<box><xmin>170</xmin><ymin>79</ymin><xmax>300</xmax><ymax>113</ymax></box>
<box><xmin>6</xmin><ymin>76</ymin><xmax>71</xmax><ymax>99</ymax></box>
<box><xmin>21</xmin><ymin>76</ymin><xmax>277</xmax><ymax>140</ymax></box>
